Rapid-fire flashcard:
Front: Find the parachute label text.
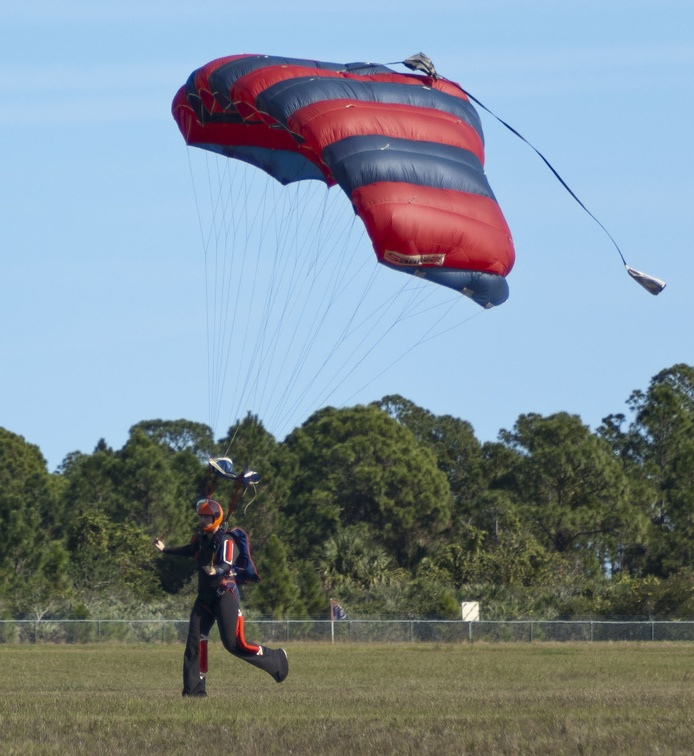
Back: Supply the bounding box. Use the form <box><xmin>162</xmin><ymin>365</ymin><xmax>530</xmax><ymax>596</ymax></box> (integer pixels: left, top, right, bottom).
<box><xmin>384</xmin><ymin>250</ymin><xmax>445</xmax><ymax>267</ymax></box>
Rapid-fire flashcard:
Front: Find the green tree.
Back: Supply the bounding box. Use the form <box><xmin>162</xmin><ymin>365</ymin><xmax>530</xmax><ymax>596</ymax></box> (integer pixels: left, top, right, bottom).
<box><xmin>55</xmin><ymin>443</ymin><xmax>120</xmax><ymax>538</ymax></box>
<box><xmin>405</xmin><ymin>568</ymin><xmax>460</xmax><ymax>619</ymax></box>
<box><xmin>0</xmin><ymin>428</ymin><xmax>71</xmax><ymax>614</ymax></box>
<box><xmin>284</xmin><ymin>405</ymin><xmax>451</xmax><ymax>566</ymax></box>
<box><xmin>602</xmin><ymin>364</ymin><xmax>694</xmax><ymax>576</ymax></box>
<box><xmin>377</xmin><ymin>395</ymin><xmax>485</xmax><ymax>529</ymax></box>
<box><xmin>113</xmin><ymin>429</ymin><xmax>191</xmax><ymax>539</ymax></box>
<box><xmin>129</xmin><ymin>419</ymin><xmax>214</xmax><ymax>459</ymax></box>
<box><xmin>251</xmin><ymin>534</ymin><xmax>301</xmax><ymax>618</ymax></box>
<box><xmin>66</xmin><ymin>510</ymin><xmax>161</xmax><ymax>602</ymax></box>
<box><xmin>318</xmin><ymin>523</ymin><xmax>403</xmax><ymax>594</ymax></box>
<box><xmin>497</xmin><ymin>412</ymin><xmax>636</xmax><ymax>575</ymax></box>
<box><xmin>58</xmin><ymin>432</ymin><xmax>201</xmax><ymax>596</ymax></box>
<box><xmin>127</xmin><ymin>420</ymin><xmax>212</xmax><ymax>513</ymax></box>
<box><xmin>467</xmin><ymin>525</ymin><xmax>560</xmax><ymax>589</ymax></box>
<box><xmin>295</xmin><ymin>561</ymin><xmax>327</xmax><ymax>618</ymax></box>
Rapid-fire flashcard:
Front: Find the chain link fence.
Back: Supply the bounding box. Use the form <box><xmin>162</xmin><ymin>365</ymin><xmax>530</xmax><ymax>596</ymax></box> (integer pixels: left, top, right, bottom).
<box><xmin>2</xmin><ymin>618</ymin><xmax>694</xmax><ymax>644</ymax></box>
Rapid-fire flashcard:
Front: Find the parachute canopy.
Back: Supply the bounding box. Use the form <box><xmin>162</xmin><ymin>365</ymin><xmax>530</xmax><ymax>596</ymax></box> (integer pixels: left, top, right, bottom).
<box><xmin>172</xmin><ymin>54</ymin><xmax>515</xmax><ymax>308</ymax></box>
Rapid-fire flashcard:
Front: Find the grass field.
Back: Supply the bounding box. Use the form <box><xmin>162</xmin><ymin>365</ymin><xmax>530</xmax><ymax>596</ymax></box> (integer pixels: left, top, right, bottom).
<box><xmin>1</xmin><ymin>642</ymin><xmax>693</xmax><ymax>754</ymax></box>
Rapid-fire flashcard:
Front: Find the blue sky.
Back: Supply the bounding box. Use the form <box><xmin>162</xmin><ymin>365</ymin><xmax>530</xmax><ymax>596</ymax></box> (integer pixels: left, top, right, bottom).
<box><xmin>2</xmin><ymin>1</ymin><xmax>692</xmax><ymax>471</ymax></box>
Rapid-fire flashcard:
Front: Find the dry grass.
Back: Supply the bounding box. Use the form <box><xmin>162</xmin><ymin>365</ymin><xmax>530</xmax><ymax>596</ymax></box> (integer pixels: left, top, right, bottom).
<box><xmin>1</xmin><ymin>642</ymin><xmax>693</xmax><ymax>754</ymax></box>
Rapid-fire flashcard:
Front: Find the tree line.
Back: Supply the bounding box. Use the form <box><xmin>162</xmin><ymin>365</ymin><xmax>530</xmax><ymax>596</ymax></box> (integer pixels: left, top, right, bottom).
<box><xmin>1</xmin><ymin>363</ymin><xmax>692</xmax><ymax>623</ymax></box>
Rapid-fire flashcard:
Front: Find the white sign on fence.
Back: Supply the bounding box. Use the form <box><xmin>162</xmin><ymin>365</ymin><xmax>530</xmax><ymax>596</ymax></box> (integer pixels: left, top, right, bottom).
<box><xmin>461</xmin><ymin>602</ymin><xmax>480</xmax><ymax>622</ymax></box>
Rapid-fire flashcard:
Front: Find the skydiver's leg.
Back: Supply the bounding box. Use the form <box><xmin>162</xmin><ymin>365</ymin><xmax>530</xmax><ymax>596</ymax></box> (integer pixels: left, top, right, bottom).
<box><xmin>182</xmin><ymin>597</ymin><xmax>215</xmax><ymax>695</ymax></box>
<box><xmin>215</xmin><ymin>590</ymin><xmax>288</xmax><ymax>683</ymax></box>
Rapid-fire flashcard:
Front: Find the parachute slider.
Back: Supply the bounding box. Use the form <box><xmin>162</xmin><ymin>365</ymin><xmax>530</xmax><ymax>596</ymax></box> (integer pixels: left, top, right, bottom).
<box><xmin>625</xmin><ymin>265</ymin><xmax>666</xmax><ymax>296</ymax></box>
<box><xmin>207</xmin><ymin>458</ymin><xmax>261</xmax><ymax>523</ymax></box>
<box><xmin>208</xmin><ymin>457</ymin><xmax>236</xmax><ymax>480</ymax></box>
<box><xmin>208</xmin><ymin>457</ymin><xmax>261</xmax><ymax>486</ymax></box>
<box><xmin>238</xmin><ymin>469</ymin><xmax>261</xmax><ymax>486</ymax></box>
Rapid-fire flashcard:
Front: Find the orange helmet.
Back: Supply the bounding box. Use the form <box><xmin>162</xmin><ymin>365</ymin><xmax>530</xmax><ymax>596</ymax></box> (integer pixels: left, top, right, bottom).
<box><xmin>196</xmin><ymin>498</ymin><xmax>224</xmax><ymax>533</ymax></box>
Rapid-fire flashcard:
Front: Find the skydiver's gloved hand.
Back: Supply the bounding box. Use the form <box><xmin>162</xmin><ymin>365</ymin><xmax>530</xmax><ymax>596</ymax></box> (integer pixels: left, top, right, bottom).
<box><xmin>153</xmin><ymin>539</ymin><xmax>165</xmax><ymax>551</ymax></box>
<box><xmin>203</xmin><ymin>565</ymin><xmax>216</xmax><ymax>576</ymax></box>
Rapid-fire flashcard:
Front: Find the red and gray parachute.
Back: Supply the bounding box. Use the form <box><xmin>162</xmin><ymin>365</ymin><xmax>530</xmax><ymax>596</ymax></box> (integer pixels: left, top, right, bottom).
<box><xmin>172</xmin><ymin>53</ymin><xmax>515</xmax><ymax>309</ymax></box>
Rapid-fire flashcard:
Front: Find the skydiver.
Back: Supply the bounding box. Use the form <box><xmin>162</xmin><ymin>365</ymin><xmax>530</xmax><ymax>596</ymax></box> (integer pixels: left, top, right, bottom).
<box><xmin>154</xmin><ymin>498</ymin><xmax>288</xmax><ymax>696</ymax></box>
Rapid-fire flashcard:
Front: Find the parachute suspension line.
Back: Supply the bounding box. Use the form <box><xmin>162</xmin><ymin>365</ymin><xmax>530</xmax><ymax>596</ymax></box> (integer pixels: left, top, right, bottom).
<box><xmin>232</xmin><ymin>180</ymin><xmax>307</xmax><ymax>409</ymax></box>
<box><xmin>186</xmin><ymin>147</ymin><xmax>218</xmax><ymax>432</ymax></box>
<box><xmin>208</xmin><ymin>155</ymin><xmax>236</xmax><ymax>435</ymax></box>
<box><xmin>233</xmin><ymin>178</ymin><xmax>311</xmax><ymax>421</ymax></box>
<box><xmin>251</xmin><ymin>184</ymin><xmax>328</xmax><ymax>418</ymax></box>
<box><xmin>205</xmin><ymin>156</ymin><xmax>229</xmax><ymax>428</ymax></box>
<box><xmin>278</xmin><ymin>261</ymin><xmax>398</xmax><ymax>424</ymax></box>
<box><xmin>224</xmin><ymin>168</ymin><xmax>275</xmax><ymax>422</ymax></box>
<box><xmin>220</xmin><ymin>423</ymin><xmax>240</xmax><ymax>461</ymax></box>
<box><xmin>190</xmin><ymin>148</ymin><xmax>244</xmax><ymax>435</ymax></box>
<box><xmin>279</xmin><ymin>264</ymin><xmax>462</xmax><ymax>431</ymax></box>
<box><xmin>274</xmin><ymin>192</ymin><xmax>362</xmax><ymax>377</ymax></box>
<box><xmin>268</xmin><ymin>207</ymin><xmax>369</xmax><ymax>434</ymax></box>
<box><xmin>196</xmin><ymin>153</ymin><xmax>264</xmax><ymax>439</ymax></box>
<box><xmin>233</xmin><ymin>178</ymin><xmax>289</xmax><ymax>413</ymax></box>
<box><xmin>259</xmin><ymin>185</ymin><xmax>364</xmax><ymax>433</ymax></box>
<box><xmin>208</xmin><ymin>155</ymin><xmax>248</xmax><ymax>436</ymax></box>
<box><xmin>220</xmin><ymin>165</ymin><xmax>287</xmax><ymax>435</ymax></box>
<box><xmin>457</xmin><ymin>86</ymin><xmax>665</xmax><ymax>295</ymax></box>
<box><xmin>306</xmin><ymin>277</ymin><xmax>458</xmax><ymax>414</ymax></box>
<box><xmin>339</xmin><ymin>299</ymin><xmax>482</xmax><ymax>408</ymax></box>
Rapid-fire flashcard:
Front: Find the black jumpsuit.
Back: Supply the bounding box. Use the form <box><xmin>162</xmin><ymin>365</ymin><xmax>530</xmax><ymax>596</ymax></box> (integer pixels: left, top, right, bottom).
<box><xmin>163</xmin><ymin>528</ymin><xmax>288</xmax><ymax>695</ymax></box>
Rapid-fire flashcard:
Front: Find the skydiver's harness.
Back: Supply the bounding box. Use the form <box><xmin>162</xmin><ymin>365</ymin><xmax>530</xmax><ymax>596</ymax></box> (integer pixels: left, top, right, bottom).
<box><xmin>211</xmin><ymin>526</ymin><xmax>260</xmax><ymax>600</ymax></box>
